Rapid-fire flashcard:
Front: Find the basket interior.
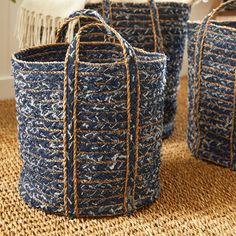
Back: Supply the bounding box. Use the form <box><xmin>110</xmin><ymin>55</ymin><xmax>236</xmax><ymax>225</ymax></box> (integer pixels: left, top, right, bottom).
<box><xmin>15</xmin><ymin>21</ymin><xmax>135</xmax><ymax>64</ymax></box>
<box><xmin>15</xmin><ymin>40</ymin><xmax>127</xmax><ymax>64</ymax></box>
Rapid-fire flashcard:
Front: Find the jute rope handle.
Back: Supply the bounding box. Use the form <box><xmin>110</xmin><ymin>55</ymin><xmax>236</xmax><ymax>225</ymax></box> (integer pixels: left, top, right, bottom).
<box><xmin>55</xmin><ymin>9</ymin><xmax>111</xmax><ymax>43</ymax></box>
<box><xmin>102</xmin><ymin>0</ymin><xmax>164</xmax><ymax>52</ymax></box>
<box><xmin>63</xmin><ymin>9</ymin><xmax>140</xmax><ymax>217</ymax></box>
<box><xmin>193</xmin><ymin>0</ymin><xmax>236</xmax><ymax>157</ymax></box>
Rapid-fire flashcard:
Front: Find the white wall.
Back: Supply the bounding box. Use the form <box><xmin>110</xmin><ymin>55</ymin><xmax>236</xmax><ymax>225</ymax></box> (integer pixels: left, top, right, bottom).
<box><xmin>0</xmin><ymin>0</ymin><xmax>214</xmax><ymax>99</ymax></box>
<box><xmin>0</xmin><ymin>0</ymin><xmax>22</xmax><ymax>99</ymax></box>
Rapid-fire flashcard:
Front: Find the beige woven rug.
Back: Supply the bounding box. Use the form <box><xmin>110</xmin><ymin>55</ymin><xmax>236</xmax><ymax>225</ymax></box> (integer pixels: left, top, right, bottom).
<box><xmin>1</xmin><ymin>78</ymin><xmax>236</xmax><ymax>235</ymax></box>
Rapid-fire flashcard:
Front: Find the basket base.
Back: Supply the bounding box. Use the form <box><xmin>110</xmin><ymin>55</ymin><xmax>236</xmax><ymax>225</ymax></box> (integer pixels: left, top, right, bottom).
<box><xmin>18</xmin><ymin>168</ymin><xmax>161</xmax><ymax>218</ymax></box>
<box><xmin>18</xmin><ymin>171</ymin><xmax>65</xmax><ymax>216</ymax></box>
<box><xmin>163</xmin><ymin>122</ymin><xmax>174</xmax><ymax>139</ymax></box>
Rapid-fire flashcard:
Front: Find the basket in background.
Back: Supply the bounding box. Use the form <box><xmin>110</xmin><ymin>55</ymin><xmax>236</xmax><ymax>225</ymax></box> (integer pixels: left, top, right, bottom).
<box><xmin>85</xmin><ymin>0</ymin><xmax>191</xmax><ymax>138</ymax></box>
<box><xmin>188</xmin><ymin>0</ymin><xmax>236</xmax><ymax>170</ymax></box>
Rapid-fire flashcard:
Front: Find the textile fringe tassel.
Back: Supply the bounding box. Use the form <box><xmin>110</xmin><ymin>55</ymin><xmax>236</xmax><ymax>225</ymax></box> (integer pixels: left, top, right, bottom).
<box><xmin>16</xmin><ymin>8</ymin><xmax>77</xmax><ymax>49</ymax></box>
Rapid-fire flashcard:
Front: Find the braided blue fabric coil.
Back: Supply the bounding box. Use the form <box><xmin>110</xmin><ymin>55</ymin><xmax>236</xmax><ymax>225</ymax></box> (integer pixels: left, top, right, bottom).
<box><xmin>188</xmin><ymin>0</ymin><xmax>236</xmax><ymax>170</ymax></box>
<box><xmin>12</xmin><ymin>10</ymin><xmax>167</xmax><ymax>218</ymax></box>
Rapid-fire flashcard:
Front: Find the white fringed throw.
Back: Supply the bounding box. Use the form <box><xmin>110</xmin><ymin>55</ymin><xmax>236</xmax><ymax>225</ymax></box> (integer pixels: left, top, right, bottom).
<box><xmin>17</xmin><ymin>0</ymin><xmax>86</xmax><ymax>48</ymax></box>
<box><xmin>17</xmin><ymin>0</ymin><xmax>196</xmax><ymax>49</ymax></box>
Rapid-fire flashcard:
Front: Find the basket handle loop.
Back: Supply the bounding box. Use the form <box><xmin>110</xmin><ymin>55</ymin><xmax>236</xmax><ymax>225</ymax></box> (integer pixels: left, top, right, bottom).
<box><xmin>73</xmin><ymin>22</ymin><xmax>137</xmax><ymax>63</ymax></box>
<box><xmin>193</xmin><ymin>0</ymin><xmax>236</xmax><ymax>157</ymax></box>
<box><xmin>64</xmin><ymin>10</ymin><xmax>140</xmax><ymax>216</ymax></box>
<box><xmin>102</xmin><ymin>0</ymin><xmax>164</xmax><ymax>52</ymax></box>
<box><xmin>56</xmin><ymin>9</ymin><xmax>110</xmax><ymax>43</ymax></box>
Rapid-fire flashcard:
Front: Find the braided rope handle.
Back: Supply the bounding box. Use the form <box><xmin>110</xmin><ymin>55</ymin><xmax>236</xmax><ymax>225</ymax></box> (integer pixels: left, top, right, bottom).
<box><xmin>62</xmin><ymin>9</ymin><xmax>138</xmax><ymax>69</ymax></box>
<box><xmin>73</xmin><ymin>23</ymin><xmax>137</xmax><ymax>62</ymax></box>
<box><xmin>192</xmin><ymin>0</ymin><xmax>236</xmax><ymax>156</ymax></box>
<box><xmin>102</xmin><ymin>0</ymin><xmax>164</xmax><ymax>52</ymax></box>
<box><xmin>56</xmin><ymin>9</ymin><xmax>110</xmax><ymax>43</ymax></box>
<box><xmin>63</xmin><ymin>10</ymin><xmax>140</xmax><ymax>216</ymax></box>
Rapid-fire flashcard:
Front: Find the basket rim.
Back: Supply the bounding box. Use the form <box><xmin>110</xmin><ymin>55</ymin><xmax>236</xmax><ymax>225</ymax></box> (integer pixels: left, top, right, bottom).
<box><xmin>86</xmin><ymin>0</ymin><xmax>192</xmax><ymax>5</ymax></box>
<box><xmin>188</xmin><ymin>20</ymin><xmax>236</xmax><ymax>33</ymax></box>
<box><xmin>12</xmin><ymin>42</ymin><xmax>166</xmax><ymax>65</ymax></box>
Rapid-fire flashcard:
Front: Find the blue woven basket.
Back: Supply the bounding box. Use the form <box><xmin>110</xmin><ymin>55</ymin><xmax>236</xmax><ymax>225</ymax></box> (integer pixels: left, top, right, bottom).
<box><xmin>12</xmin><ymin>10</ymin><xmax>166</xmax><ymax>218</ymax></box>
<box><xmin>188</xmin><ymin>0</ymin><xmax>236</xmax><ymax>170</ymax></box>
<box><xmin>85</xmin><ymin>0</ymin><xmax>191</xmax><ymax>138</ymax></box>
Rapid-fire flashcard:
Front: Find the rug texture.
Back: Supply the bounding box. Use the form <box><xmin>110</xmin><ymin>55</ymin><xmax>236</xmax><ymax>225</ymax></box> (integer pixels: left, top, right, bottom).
<box><xmin>0</xmin><ymin>77</ymin><xmax>236</xmax><ymax>236</ymax></box>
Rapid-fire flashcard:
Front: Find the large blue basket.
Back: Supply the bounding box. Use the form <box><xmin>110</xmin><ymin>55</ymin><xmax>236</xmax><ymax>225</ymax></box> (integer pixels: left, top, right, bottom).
<box><xmin>85</xmin><ymin>0</ymin><xmax>191</xmax><ymax>138</ymax></box>
<box><xmin>12</xmin><ymin>10</ymin><xmax>166</xmax><ymax>218</ymax></box>
<box><xmin>188</xmin><ymin>0</ymin><xmax>236</xmax><ymax>170</ymax></box>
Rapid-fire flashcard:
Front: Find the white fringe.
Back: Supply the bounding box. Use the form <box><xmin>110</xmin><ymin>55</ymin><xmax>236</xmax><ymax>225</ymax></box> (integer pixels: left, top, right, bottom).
<box><xmin>16</xmin><ymin>7</ymin><xmax>66</xmax><ymax>49</ymax></box>
<box><xmin>16</xmin><ymin>8</ymin><xmax>66</xmax><ymax>49</ymax></box>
